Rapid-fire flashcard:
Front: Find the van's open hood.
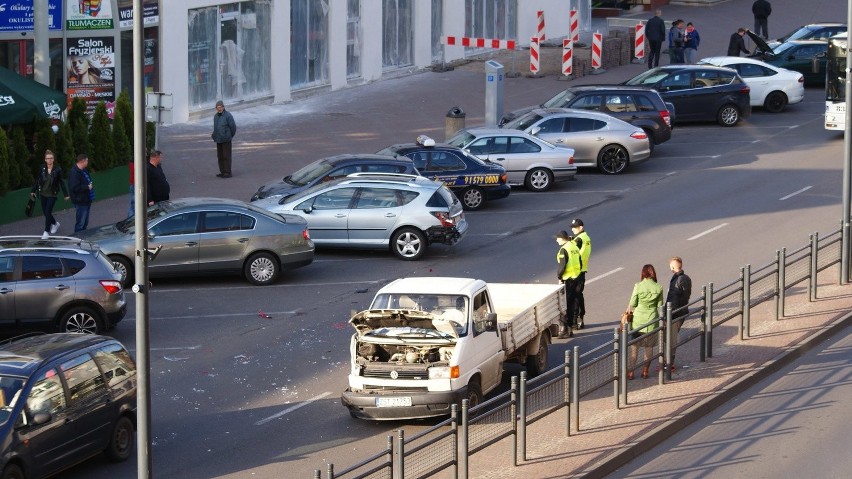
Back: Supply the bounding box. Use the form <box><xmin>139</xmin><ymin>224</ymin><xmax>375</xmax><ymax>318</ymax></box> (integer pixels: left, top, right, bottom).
<box><xmin>349</xmin><ymin>309</ymin><xmax>458</xmax><ymax>339</ymax></box>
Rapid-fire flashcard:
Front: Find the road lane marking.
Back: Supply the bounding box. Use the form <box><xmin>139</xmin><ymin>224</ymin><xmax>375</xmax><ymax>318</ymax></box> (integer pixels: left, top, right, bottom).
<box><xmin>121</xmin><ymin>310</ymin><xmax>300</xmax><ymax>322</ymax></box>
<box><xmin>652</xmin><ymin>154</ymin><xmax>721</xmax><ymax>159</ymax></box>
<box><xmin>152</xmin><ymin>280</ymin><xmax>382</xmax><ymax>293</ymax></box>
<box><xmin>586</xmin><ymin>267</ymin><xmax>624</xmax><ymax>284</ymax></box>
<box><xmin>254</xmin><ymin>392</ymin><xmax>333</xmax><ymax>426</ymax></box>
<box><xmin>688</xmin><ymin>223</ymin><xmax>728</xmax><ymax>241</ymax></box>
<box><xmin>779</xmin><ymin>186</ymin><xmax>812</xmax><ymax>201</ymax></box>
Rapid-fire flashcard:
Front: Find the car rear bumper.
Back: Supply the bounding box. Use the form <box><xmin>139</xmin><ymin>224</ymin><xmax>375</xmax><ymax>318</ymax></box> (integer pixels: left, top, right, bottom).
<box><xmin>427</xmin><ymin>223</ymin><xmax>466</xmax><ymax>245</ymax></box>
<box><xmin>106</xmin><ymin>302</ymin><xmax>128</xmax><ymax>326</ymax></box>
<box><xmin>278</xmin><ymin>249</ymin><xmax>315</xmax><ymax>270</ymax></box>
<box><xmin>552</xmin><ymin>167</ymin><xmax>578</xmax><ymax>182</ymax></box>
<box><xmin>341</xmin><ymin>387</ymin><xmax>466</xmax><ymax>420</ymax></box>
<box><xmin>484</xmin><ymin>185</ymin><xmax>512</xmax><ymax>201</ymax></box>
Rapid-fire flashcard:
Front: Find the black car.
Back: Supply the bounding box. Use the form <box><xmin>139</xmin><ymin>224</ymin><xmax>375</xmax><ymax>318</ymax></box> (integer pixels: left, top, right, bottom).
<box><xmin>748</xmin><ymin>32</ymin><xmax>830</xmax><ymax>86</ymax></box>
<box><xmin>499</xmin><ymin>85</ymin><xmax>673</xmax><ymax>151</ymax></box>
<box><xmin>0</xmin><ymin>333</ymin><xmax>137</xmax><ymax>479</ymax></box>
<box><xmin>377</xmin><ymin>136</ymin><xmax>511</xmax><ymax>210</ymax></box>
<box><xmin>623</xmin><ymin>65</ymin><xmax>751</xmax><ymax>127</ymax></box>
<box><xmin>250</xmin><ymin>154</ymin><xmax>418</xmax><ymax>202</ymax></box>
<box><xmin>770</xmin><ymin>22</ymin><xmax>846</xmax><ymax>47</ymax></box>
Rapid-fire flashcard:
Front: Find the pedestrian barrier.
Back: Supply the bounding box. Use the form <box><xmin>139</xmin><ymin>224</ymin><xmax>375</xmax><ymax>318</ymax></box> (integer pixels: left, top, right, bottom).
<box><xmin>562</xmin><ymin>39</ymin><xmax>573</xmax><ymax>76</ymax></box>
<box><xmin>591</xmin><ymin>32</ymin><xmax>603</xmax><ymax>70</ymax></box>
<box><xmin>529</xmin><ymin>37</ymin><xmax>540</xmax><ymax>74</ymax></box>
<box><xmin>441</xmin><ymin>36</ymin><xmax>517</xmax><ymax>50</ymax></box>
<box><xmin>313</xmin><ymin>226</ymin><xmax>843</xmax><ymax>479</ymax></box>
<box><xmin>569</xmin><ymin>9</ymin><xmax>579</xmax><ymax>43</ymax></box>
<box><xmin>536</xmin><ymin>10</ymin><xmax>546</xmax><ymax>42</ymax></box>
<box><xmin>634</xmin><ymin>23</ymin><xmax>645</xmax><ymax>60</ymax></box>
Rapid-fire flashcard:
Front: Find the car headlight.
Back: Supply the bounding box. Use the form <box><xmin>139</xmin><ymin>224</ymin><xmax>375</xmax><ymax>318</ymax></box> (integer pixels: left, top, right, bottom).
<box><xmin>429</xmin><ymin>366</ymin><xmax>451</xmax><ymax>379</ymax></box>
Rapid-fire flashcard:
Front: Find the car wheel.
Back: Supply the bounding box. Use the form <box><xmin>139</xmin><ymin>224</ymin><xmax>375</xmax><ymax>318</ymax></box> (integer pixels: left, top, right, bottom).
<box><xmin>244</xmin><ymin>252</ymin><xmax>280</xmax><ymax>286</ymax></box>
<box><xmin>105</xmin><ymin>416</ymin><xmax>135</xmax><ymax>462</ymax></box>
<box><xmin>525</xmin><ymin>167</ymin><xmax>554</xmax><ymax>192</ymax></box>
<box><xmin>764</xmin><ymin>91</ymin><xmax>787</xmax><ymax>113</ymax></box>
<box><xmin>60</xmin><ymin>306</ymin><xmax>103</xmax><ymax>334</ymax></box>
<box><xmin>717</xmin><ymin>104</ymin><xmax>740</xmax><ymax>126</ymax></box>
<box><xmin>110</xmin><ymin>255</ymin><xmax>133</xmax><ymax>288</ymax></box>
<box><xmin>1</xmin><ymin>464</ymin><xmax>23</xmax><ymax>479</ymax></box>
<box><xmin>461</xmin><ymin>186</ymin><xmax>485</xmax><ymax>210</ymax></box>
<box><xmin>597</xmin><ymin>144</ymin><xmax>629</xmax><ymax>175</ymax></box>
<box><xmin>464</xmin><ymin>378</ymin><xmax>483</xmax><ymax>409</ymax></box>
<box><xmin>390</xmin><ymin>227</ymin><xmax>427</xmax><ymax>261</ymax></box>
<box><xmin>526</xmin><ymin>332</ymin><xmax>550</xmax><ymax>377</ymax></box>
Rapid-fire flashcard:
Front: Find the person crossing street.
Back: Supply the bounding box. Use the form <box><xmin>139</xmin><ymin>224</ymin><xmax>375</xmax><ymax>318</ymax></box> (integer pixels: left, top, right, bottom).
<box><xmin>556</xmin><ymin>230</ymin><xmax>582</xmax><ymax>339</ymax></box>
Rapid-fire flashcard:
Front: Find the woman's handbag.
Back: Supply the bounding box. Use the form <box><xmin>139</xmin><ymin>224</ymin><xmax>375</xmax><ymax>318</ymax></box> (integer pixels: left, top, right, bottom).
<box><xmin>24</xmin><ymin>196</ymin><xmax>35</xmax><ymax>217</ymax></box>
<box><xmin>619</xmin><ymin>310</ymin><xmax>633</xmax><ymax>332</ymax></box>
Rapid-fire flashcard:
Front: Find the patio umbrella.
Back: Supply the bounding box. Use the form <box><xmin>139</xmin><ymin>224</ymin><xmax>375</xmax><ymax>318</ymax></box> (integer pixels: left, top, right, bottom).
<box><xmin>0</xmin><ymin>66</ymin><xmax>66</xmax><ymax>125</ymax></box>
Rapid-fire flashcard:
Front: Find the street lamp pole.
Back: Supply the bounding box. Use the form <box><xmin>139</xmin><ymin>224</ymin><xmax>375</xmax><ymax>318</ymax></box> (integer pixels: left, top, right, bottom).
<box><xmin>843</xmin><ymin>0</ymin><xmax>852</xmax><ymax>283</ymax></box>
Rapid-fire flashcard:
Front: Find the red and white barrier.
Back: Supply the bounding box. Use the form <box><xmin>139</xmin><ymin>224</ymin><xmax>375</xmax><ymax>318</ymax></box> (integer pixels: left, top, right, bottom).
<box><xmin>569</xmin><ymin>9</ymin><xmax>579</xmax><ymax>43</ymax></box>
<box><xmin>530</xmin><ymin>37</ymin><xmax>540</xmax><ymax>74</ymax></box>
<box><xmin>442</xmin><ymin>36</ymin><xmax>516</xmax><ymax>50</ymax></box>
<box><xmin>562</xmin><ymin>39</ymin><xmax>573</xmax><ymax>76</ymax></box>
<box><xmin>537</xmin><ymin>10</ymin><xmax>546</xmax><ymax>42</ymax></box>
<box><xmin>634</xmin><ymin>23</ymin><xmax>645</xmax><ymax>59</ymax></box>
<box><xmin>591</xmin><ymin>31</ymin><xmax>602</xmax><ymax>70</ymax></box>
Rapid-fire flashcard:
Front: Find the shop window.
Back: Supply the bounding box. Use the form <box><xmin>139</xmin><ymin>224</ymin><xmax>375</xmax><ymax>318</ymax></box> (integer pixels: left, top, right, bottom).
<box><xmin>431</xmin><ymin>0</ymin><xmax>443</xmax><ymax>63</ymax></box>
<box><xmin>464</xmin><ymin>0</ymin><xmax>517</xmax><ymax>54</ymax></box>
<box><xmin>382</xmin><ymin>0</ymin><xmax>413</xmax><ymax>69</ymax></box>
<box><xmin>291</xmin><ymin>0</ymin><xmax>330</xmax><ymax>89</ymax></box>
<box><xmin>347</xmin><ymin>0</ymin><xmax>361</xmax><ymax>79</ymax></box>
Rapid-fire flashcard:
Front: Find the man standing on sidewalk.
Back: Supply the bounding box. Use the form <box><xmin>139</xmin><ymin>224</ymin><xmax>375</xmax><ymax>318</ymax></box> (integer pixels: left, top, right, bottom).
<box><xmin>752</xmin><ymin>0</ymin><xmax>772</xmax><ymax>40</ymax></box>
<box><xmin>645</xmin><ymin>9</ymin><xmax>666</xmax><ymax>69</ymax></box>
<box><xmin>212</xmin><ymin>100</ymin><xmax>237</xmax><ymax>178</ymax></box>
<box><xmin>146</xmin><ymin>150</ymin><xmax>170</xmax><ymax>206</ymax></box>
<box><xmin>556</xmin><ymin>230</ymin><xmax>582</xmax><ymax>339</ymax></box>
<box><xmin>666</xmin><ymin>256</ymin><xmax>692</xmax><ymax>371</ymax></box>
<box><xmin>68</xmin><ymin>154</ymin><xmax>94</xmax><ymax>232</ymax></box>
<box><xmin>571</xmin><ymin>218</ymin><xmax>591</xmax><ymax>330</ymax></box>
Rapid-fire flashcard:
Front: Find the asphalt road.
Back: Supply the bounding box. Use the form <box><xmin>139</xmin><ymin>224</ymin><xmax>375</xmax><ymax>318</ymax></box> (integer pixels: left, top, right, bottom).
<box><xmin>604</xmin><ymin>323</ymin><xmax>852</xmax><ymax>479</ymax></box>
<box><xmin>49</xmin><ymin>79</ymin><xmax>845</xmax><ymax>479</ymax></box>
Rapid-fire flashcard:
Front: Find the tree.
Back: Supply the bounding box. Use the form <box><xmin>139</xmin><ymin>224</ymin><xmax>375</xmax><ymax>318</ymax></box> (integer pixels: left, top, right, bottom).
<box><xmin>146</xmin><ymin>121</ymin><xmax>156</xmax><ymax>155</ymax></box>
<box><xmin>116</xmin><ymin>90</ymin><xmax>133</xmax><ymax>145</ymax></box>
<box><xmin>10</xmin><ymin>127</ymin><xmax>32</xmax><ymax>189</ymax></box>
<box><xmin>68</xmin><ymin>97</ymin><xmax>90</xmax><ymax>158</ymax></box>
<box><xmin>89</xmin><ymin>101</ymin><xmax>116</xmax><ymax>170</ymax></box>
<box><xmin>33</xmin><ymin>119</ymin><xmax>57</xmax><ymax>177</ymax></box>
<box><xmin>0</xmin><ymin>128</ymin><xmax>9</xmax><ymax>195</ymax></box>
<box><xmin>112</xmin><ymin>106</ymin><xmax>132</xmax><ymax>166</ymax></box>
<box><xmin>55</xmin><ymin>120</ymin><xmax>75</xmax><ymax>174</ymax></box>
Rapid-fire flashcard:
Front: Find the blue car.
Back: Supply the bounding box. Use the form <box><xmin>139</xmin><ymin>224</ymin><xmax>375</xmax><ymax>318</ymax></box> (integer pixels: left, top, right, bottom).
<box><xmin>378</xmin><ymin>135</ymin><xmax>511</xmax><ymax>210</ymax></box>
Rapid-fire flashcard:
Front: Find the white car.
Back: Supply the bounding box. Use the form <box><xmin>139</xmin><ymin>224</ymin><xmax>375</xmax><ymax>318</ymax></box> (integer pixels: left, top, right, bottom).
<box><xmin>698</xmin><ymin>56</ymin><xmax>804</xmax><ymax>113</ymax></box>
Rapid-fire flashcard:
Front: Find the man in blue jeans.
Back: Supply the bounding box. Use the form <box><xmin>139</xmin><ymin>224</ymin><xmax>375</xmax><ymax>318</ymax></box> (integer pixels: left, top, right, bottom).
<box><xmin>68</xmin><ymin>154</ymin><xmax>95</xmax><ymax>232</ymax></box>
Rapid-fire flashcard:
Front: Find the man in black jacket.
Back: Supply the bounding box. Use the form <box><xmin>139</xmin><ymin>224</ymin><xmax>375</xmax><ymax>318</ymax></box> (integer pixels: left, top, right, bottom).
<box><xmin>645</xmin><ymin>9</ymin><xmax>666</xmax><ymax>69</ymax></box>
<box><xmin>68</xmin><ymin>154</ymin><xmax>94</xmax><ymax>232</ymax></box>
<box><xmin>146</xmin><ymin>150</ymin><xmax>170</xmax><ymax>205</ymax></box>
<box><xmin>752</xmin><ymin>0</ymin><xmax>772</xmax><ymax>40</ymax></box>
<box><xmin>666</xmin><ymin>256</ymin><xmax>692</xmax><ymax>371</ymax></box>
<box><xmin>727</xmin><ymin>28</ymin><xmax>751</xmax><ymax>56</ymax></box>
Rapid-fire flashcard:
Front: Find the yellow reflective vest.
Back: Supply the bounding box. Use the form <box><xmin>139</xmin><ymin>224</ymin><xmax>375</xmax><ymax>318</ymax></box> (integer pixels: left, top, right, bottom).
<box><xmin>575</xmin><ymin>231</ymin><xmax>591</xmax><ymax>273</ymax></box>
<box><xmin>557</xmin><ymin>241</ymin><xmax>582</xmax><ymax>280</ymax></box>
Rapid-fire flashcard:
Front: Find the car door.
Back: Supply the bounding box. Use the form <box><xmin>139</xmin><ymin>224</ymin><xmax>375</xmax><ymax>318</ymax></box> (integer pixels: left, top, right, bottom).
<box><xmin>536</xmin><ymin>117</ymin><xmax>600</xmax><ymax>165</ymax></box>
<box><xmin>197</xmin><ymin>211</ymin><xmax>253</xmax><ymax>272</ymax></box>
<box><xmin>14</xmin><ymin>254</ymin><xmax>75</xmax><ymax>331</ymax></box>
<box><xmin>293</xmin><ymin>187</ymin><xmax>358</xmax><ymax>244</ymax></box>
<box><xmin>655</xmin><ymin>71</ymin><xmax>698</xmax><ymax>119</ymax></box>
<box><xmin>59</xmin><ymin>353</ymin><xmax>114</xmax><ymax>458</ymax></box>
<box><xmin>147</xmin><ymin>211</ymin><xmax>201</xmax><ymax>274</ymax></box>
<box><xmin>346</xmin><ymin>187</ymin><xmax>405</xmax><ymax>244</ymax></box>
<box><xmin>419</xmin><ymin>150</ymin><xmax>468</xmax><ymax>188</ymax></box>
<box><xmin>0</xmin><ymin>256</ymin><xmax>15</xmax><ymax>330</ymax></box>
<box><xmin>16</xmin><ymin>367</ymin><xmax>76</xmax><ymax>478</ymax></box>
<box><xmin>731</xmin><ymin>63</ymin><xmax>771</xmax><ymax>105</ymax></box>
<box><xmin>601</xmin><ymin>93</ymin><xmax>639</xmax><ymax>124</ymax></box>
<box><xmin>789</xmin><ymin>44</ymin><xmax>827</xmax><ymax>83</ymax></box>
<box><xmin>469</xmin><ymin>135</ymin><xmax>529</xmax><ymax>184</ymax></box>
<box><xmin>467</xmin><ymin>290</ymin><xmax>505</xmax><ymax>394</ymax></box>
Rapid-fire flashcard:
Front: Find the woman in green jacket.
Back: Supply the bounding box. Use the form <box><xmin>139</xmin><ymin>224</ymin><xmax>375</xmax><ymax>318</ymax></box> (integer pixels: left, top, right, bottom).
<box><xmin>627</xmin><ymin>264</ymin><xmax>663</xmax><ymax>379</ymax></box>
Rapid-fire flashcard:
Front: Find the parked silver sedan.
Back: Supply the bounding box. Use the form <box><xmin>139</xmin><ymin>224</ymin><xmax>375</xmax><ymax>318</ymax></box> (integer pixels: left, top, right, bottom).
<box><xmin>76</xmin><ymin>198</ymin><xmax>315</xmax><ymax>286</ymax></box>
<box><xmin>445</xmin><ymin>128</ymin><xmax>576</xmax><ymax>191</ymax></box>
<box><xmin>501</xmin><ymin>108</ymin><xmax>651</xmax><ymax>174</ymax></box>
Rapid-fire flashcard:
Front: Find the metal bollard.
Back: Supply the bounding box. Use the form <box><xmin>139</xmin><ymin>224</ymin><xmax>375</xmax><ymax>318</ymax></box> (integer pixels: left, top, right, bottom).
<box><xmin>705</xmin><ymin>283</ymin><xmax>713</xmax><ymax>358</ymax></box>
<box><xmin>571</xmin><ymin>346</ymin><xmax>580</xmax><ymax>434</ymax></box>
<box><xmin>393</xmin><ymin>430</ymin><xmax>404</xmax><ymax>479</ymax></box>
<box><xmin>564</xmin><ymin>350</ymin><xmax>571</xmax><ymax>436</ymax></box>
<box><xmin>743</xmin><ymin>265</ymin><xmax>751</xmax><ymax>339</ymax></box>
<box><xmin>665</xmin><ymin>303</ymin><xmax>672</xmax><ymax>382</ymax></box>
<box><xmin>775</xmin><ymin>249</ymin><xmax>784</xmax><ymax>320</ymax></box>
<box><xmin>518</xmin><ymin>372</ymin><xmax>527</xmax><ymax>460</ymax></box>
<box><xmin>619</xmin><ymin>326</ymin><xmax>628</xmax><ymax>405</ymax></box>
<box><xmin>612</xmin><ymin>328</ymin><xmax>620</xmax><ymax>409</ymax></box>
<box><xmin>511</xmin><ymin>376</ymin><xmax>518</xmax><ymax>466</ymax></box>
<box><xmin>459</xmin><ymin>400</ymin><xmax>469</xmax><ymax>479</ymax></box>
<box><xmin>810</xmin><ymin>233</ymin><xmax>818</xmax><ymax>301</ymax></box>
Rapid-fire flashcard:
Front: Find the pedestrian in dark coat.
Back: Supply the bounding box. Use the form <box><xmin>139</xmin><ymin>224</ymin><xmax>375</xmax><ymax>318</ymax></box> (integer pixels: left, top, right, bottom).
<box><xmin>666</xmin><ymin>257</ymin><xmax>692</xmax><ymax>371</ymax></box>
<box><xmin>212</xmin><ymin>100</ymin><xmax>237</xmax><ymax>178</ymax></box>
<box><xmin>727</xmin><ymin>28</ymin><xmax>751</xmax><ymax>56</ymax></box>
<box><xmin>684</xmin><ymin>22</ymin><xmax>701</xmax><ymax>64</ymax></box>
<box><xmin>668</xmin><ymin>20</ymin><xmax>685</xmax><ymax>64</ymax></box>
<box><xmin>146</xmin><ymin>150</ymin><xmax>170</xmax><ymax>206</ymax></box>
<box><xmin>645</xmin><ymin>9</ymin><xmax>666</xmax><ymax>69</ymax></box>
<box><xmin>752</xmin><ymin>0</ymin><xmax>772</xmax><ymax>40</ymax></box>
<box><xmin>68</xmin><ymin>154</ymin><xmax>95</xmax><ymax>232</ymax></box>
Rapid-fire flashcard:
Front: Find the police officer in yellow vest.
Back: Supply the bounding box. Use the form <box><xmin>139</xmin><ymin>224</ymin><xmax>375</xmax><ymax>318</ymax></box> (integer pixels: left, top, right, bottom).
<box><xmin>556</xmin><ymin>230</ymin><xmax>582</xmax><ymax>339</ymax></box>
<box><xmin>571</xmin><ymin>218</ymin><xmax>591</xmax><ymax>330</ymax></box>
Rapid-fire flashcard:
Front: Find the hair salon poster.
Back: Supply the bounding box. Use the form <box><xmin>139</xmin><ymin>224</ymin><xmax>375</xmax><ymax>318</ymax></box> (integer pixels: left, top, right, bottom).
<box><xmin>66</xmin><ymin>36</ymin><xmax>115</xmax><ymax>115</ymax></box>
<box><xmin>66</xmin><ymin>0</ymin><xmax>114</xmax><ymax>30</ymax></box>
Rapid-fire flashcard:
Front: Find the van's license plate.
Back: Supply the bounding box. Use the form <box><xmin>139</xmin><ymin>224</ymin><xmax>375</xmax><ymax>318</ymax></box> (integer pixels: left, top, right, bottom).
<box><xmin>376</xmin><ymin>397</ymin><xmax>412</xmax><ymax>407</ymax></box>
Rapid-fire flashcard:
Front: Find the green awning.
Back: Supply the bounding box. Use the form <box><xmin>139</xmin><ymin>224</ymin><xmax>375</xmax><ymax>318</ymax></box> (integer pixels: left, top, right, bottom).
<box><xmin>0</xmin><ymin>66</ymin><xmax>67</xmax><ymax>125</ymax></box>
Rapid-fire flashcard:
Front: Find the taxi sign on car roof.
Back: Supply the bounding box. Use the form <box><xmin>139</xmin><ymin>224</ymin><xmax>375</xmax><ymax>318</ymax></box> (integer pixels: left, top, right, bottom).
<box><xmin>416</xmin><ymin>135</ymin><xmax>436</xmax><ymax>147</ymax></box>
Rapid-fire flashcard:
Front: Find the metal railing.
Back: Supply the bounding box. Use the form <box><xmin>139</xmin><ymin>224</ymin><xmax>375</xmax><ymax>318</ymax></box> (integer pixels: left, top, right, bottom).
<box><xmin>314</xmin><ymin>227</ymin><xmax>844</xmax><ymax>478</ymax></box>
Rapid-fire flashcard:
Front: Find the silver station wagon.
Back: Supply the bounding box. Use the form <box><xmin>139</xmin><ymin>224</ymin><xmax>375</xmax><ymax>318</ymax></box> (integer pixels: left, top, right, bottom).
<box><xmin>76</xmin><ymin>198</ymin><xmax>315</xmax><ymax>287</ymax></box>
<box><xmin>253</xmin><ymin>174</ymin><xmax>468</xmax><ymax>261</ymax></box>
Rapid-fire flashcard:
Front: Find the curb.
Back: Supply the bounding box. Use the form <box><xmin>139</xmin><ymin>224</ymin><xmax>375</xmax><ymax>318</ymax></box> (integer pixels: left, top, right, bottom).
<box><xmin>578</xmin><ymin>309</ymin><xmax>852</xmax><ymax>478</ymax></box>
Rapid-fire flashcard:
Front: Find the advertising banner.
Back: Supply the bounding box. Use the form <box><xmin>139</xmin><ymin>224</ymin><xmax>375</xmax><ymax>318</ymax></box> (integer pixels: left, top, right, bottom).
<box><xmin>117</xmin><ymin>2</ymin><xmax>159</xmax><ymax>28</ymax></box>
<box><xmin>66</xmin><ymin>36</ymin><xmax>115</xmax><ymax>115</ymax></box>
<box><xmin>66</xmin><ymin>0</ymin><xmax>114</xmax><ymax>30</ymax></box>
<box><xmin>0</xmin><ymin>1</ymin><xmax>62</xmax><ymax>31</ymax></box>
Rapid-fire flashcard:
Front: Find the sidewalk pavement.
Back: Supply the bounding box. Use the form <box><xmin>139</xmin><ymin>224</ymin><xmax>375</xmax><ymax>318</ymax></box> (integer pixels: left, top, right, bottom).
<box><xmin>442</xmin><ymin>268</ymin><xmax>852</xmax><ymax>479</ymax></box>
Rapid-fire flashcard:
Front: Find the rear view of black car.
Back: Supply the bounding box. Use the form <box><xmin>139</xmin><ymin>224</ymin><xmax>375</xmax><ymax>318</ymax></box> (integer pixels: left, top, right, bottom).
<box><xmin>623</xmin><ymin>65</ymin><xmax>751</xmax><ymax>127</ymax></box>
<box><xmin>0</xmin><ymin>333</ymin><xmax>137</xmax><ymax>479</ymax></box>
<box><xmin>499</xmin><ymin>85</ymin><xmax>672</xmax><ymax>151</ymax></box>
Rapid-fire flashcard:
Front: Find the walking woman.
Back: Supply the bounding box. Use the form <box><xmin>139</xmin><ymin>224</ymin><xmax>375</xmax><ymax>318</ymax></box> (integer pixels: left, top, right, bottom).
<box><xmin>30</xmin><ymin>150</ymin><xmax>70</xmax><ymax>239</ymax></box>
<box><xmin>625</xmin><ymin>264</ymin><xmax>663</xmax><ymax>379</ymax></box>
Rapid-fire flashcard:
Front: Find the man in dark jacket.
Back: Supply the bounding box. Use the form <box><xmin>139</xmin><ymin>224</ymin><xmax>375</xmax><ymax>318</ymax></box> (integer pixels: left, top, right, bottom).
<box><xmin>666</xmin><ymin>256</ymin><xmax>692</xmax><ymax>371</ymax></box>
<box><xmin>727</xmin><ymin>28</ymin><xmax>751</xmax><ymax>56</ymax></box>
<box><xmin>68</xmin><ymin>154</ymin><xmax>95</xmax><ymax>232</ymax></box>
<box><xmin>668</xmin><ymin>19</ymin><xmax>685</xmax><ymax>64</ymax></box>
<box><xmin>212</xmin><ymin>100</ymin><xmax>237</xmax><ymax>178</ymax></box>
<box><xmin>645</xmin><ymin>10</ymin><xmax>666</xmax><ymax>69</ymax></box>
<box><xmin>752</xmin><ymin>0</ymin><xmax>772</xmax><ymax>40</ymax></box>
<box><xmin>146</xmin><ymin>150</ymin><xmax>170</xmax><ymax>205</ymax></box>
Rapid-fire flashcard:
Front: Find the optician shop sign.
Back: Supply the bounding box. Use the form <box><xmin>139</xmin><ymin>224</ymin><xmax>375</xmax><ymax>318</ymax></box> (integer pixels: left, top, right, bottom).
<box><xmin>66</xmin><ymin>0</ymin><xmax>114</xmax><ymax>30</ymax></box>
<box><xmin>0</xmin><ymin>1</ymin><xmax>62</xmax><ymax>31</ymax></box>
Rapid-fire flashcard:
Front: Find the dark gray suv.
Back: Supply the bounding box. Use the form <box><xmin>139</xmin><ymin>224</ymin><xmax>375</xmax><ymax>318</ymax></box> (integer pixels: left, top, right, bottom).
<box><xmin>500</xmin><ymin>85</ymin><xmax>673</xmax><ymax>151</ymax></box>
<box><xmin>0</xmin><ymin>236</ymin><xmax>126</xmax><ymax>335</ymax></box>
<box><xmin>0</xmin><ymin>333</ymin><xmax>137</xmax><ymax>478</ymax></box>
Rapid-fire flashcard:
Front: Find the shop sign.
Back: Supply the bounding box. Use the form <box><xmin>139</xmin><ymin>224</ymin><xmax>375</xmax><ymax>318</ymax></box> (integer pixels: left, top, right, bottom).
<box><xmin>117</xmin><ymin>2</ymin><xmax>159</xmax><ymax>28</ymax></box>
<box><xmin>66</xmin><ymin>0</ymin><xmax>114</xmax><ymax>30</ymax></box>
<box><xmin>0</xmin><ymin>1</ymin><xmax>62</xmax><ymax>31</ymax></box>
